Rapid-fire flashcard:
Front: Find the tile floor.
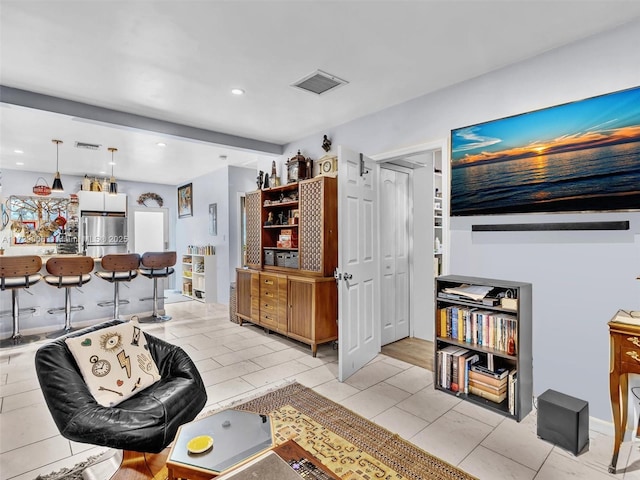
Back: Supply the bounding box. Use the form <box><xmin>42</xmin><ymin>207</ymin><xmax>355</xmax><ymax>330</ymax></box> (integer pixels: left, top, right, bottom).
<box><xmin>1</xmin><ymin>300</ymin><xmax>640</xmax><ymax>479</ymax></box>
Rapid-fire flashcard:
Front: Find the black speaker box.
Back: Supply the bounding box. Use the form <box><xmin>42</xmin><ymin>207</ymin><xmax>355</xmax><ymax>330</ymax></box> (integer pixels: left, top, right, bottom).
<box><xmin>537</xmin><ymin>389</ymin><xmax>589</xmax><ymax>455</ymax></box>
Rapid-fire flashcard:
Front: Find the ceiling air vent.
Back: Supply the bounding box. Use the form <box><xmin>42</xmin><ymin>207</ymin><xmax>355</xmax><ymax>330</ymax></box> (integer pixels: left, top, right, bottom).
<box><xmin>291</xmin><ymin>70</ymin><xmax>348</xmax><ymax>95</ymax></box>
<box><xmin>75</xmin><ymin>141</ymin><xmax>101</xmax><ymax>150</ymax></box>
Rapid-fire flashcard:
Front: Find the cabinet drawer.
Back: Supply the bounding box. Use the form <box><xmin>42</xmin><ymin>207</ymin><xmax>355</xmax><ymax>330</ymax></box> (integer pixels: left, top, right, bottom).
<box><xmin>261</xmin><ymin>275</ymin><xmax>279</xmax><ymax>287</ymax></box>
<box><xmin>620</xmin><ymin>334</ymin><xmax>640</xmax><ymax>373</ymax></box>
<box><xmin>261</xmin><ymin>288</ymin><xmax>277</xmax><ymax>300</ymax></box>
<box><xmin>261</xmin><ymin>313</ymin><xmax>279</xmax><ymax>329</ymax></box>
<box><xmin>261</xmin><ymin>301</ymin><xmax>277</xmax><ymax>314</ymax></box>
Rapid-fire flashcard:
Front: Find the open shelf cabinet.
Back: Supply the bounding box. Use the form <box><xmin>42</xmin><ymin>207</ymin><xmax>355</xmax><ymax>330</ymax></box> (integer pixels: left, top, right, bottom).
<box><xmin>181</xmin><ymin>253</ymin><xmax>217</xmax><ymax>303</ymax></box>
<box><xmin>435</xmin><ymin>275</ymin><xmax>532</xmax><ymax>421</ymax></box>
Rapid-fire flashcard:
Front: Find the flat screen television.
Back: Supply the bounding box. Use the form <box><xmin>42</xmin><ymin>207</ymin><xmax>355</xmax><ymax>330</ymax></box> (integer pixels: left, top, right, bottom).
<box><xmin>450</xmin><ymin>86</ymin><xmax>640</xmax><ymax>216</ymax></box>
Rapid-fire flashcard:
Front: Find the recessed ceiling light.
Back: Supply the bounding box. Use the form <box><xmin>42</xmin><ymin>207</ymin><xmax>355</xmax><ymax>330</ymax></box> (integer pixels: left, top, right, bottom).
<box><xmin>157</xmin><ymin>142</ymin><xmax>166</xmax><ymax>147</ymax></box>
<box><xmin>16</xmin><ymin>161</ymin><xmax>24</xmax><ymax>165</ymax></box>
<box><xmin>99</xmin><ymin>171</ymin><xmax>106</xmax><ymax>175</ymax></box>
<box><xmin>14</xmin><ymin>149</ymin><xmax>24</xmax><ymax>154</ymax></box>
<box><xmin>231</xmin><ymin>88</ymin><xmax>245</xmax><ymax>96</ymax></box>
<box><xmin>109</xmin><ymin>162</ymin><xmax>116</xmax><ymax>166</ymax></box>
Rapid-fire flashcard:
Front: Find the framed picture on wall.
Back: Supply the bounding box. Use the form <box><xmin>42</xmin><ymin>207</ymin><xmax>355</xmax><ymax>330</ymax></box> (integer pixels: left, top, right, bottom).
<box><xmin>178</xmin><ymin>183</ymin><xmax>193</xmax><ymax>218</ymax></box>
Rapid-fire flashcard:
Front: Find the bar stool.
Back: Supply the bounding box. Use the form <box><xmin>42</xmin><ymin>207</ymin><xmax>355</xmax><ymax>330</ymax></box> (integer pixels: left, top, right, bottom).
<box><xmin>0</xmin><ymin>255</ymin><xmax>42</xmax><ymax>347</ymax></box>
<box><xmin>138</xmin><ymin>251</ymin><xmax>176</xmax><ymax>323</ymax></box>
<box><xmin>44</xmin><ymin>256</ymin><xmax>94</xmax><ymax>338</ymax></box>
<box><xmin>95</xmin><ymin>253</ymin><xmax>140</xmax><ymax>320</ymax></box>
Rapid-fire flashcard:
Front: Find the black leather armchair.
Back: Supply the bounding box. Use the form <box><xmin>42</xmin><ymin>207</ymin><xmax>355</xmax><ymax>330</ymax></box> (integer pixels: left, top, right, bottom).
<box><xmin>35</xmin><ymin>319</ymin><xmax>207</xmax><ymax>458</ymax></box>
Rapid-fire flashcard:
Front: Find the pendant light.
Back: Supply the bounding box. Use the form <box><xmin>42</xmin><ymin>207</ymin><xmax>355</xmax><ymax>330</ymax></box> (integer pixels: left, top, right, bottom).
<box><xmin>51</xmin><ymin>139</ymin><xmax>64</xmax><ymax>192</ymax></box>
<box><xmin>107</xmin><ymin>147</ymin><xmax>118</xmax><ymax>195</ymax></box>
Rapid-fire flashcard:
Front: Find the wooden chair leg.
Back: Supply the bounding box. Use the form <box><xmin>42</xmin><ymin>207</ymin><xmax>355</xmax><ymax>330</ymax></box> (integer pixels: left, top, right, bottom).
<box><xmin>110</xmin><ymin>447</ymin><xmax>169</xmax><ymax>480</ymax></box>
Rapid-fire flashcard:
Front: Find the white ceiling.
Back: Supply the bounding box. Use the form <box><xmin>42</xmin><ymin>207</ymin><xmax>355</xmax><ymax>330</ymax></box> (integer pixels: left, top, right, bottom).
<box><xmin>2</xmin><ymin>1</ymin><xmax>640</xmax><ymax>185</ymax></box>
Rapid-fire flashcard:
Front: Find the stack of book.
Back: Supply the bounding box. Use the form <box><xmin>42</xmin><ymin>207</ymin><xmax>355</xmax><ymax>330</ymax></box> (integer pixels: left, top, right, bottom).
<box><xmin>468</xmin><ymin>365</ymin><xmax>508</xmax><ymax>403</ymax></box>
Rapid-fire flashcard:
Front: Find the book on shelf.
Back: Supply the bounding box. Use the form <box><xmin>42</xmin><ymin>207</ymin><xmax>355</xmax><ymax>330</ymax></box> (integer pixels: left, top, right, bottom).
<box><xmin>470</xmin><ymin>364</ymin><xmax>509</xmax><ymax>380</ymax></box>
<box><xmin>438</xmin><ymin>308</ymin><xmax>447</xmax><ymax>338</ymax></box>
<box><xmin>468</xmin><ymin>378</ymin><xmax>507</xmax><ymax>395</ymax></box>
<box><xmin>468</xmin><ymin>369</ymin><xmax>508</xmax><ymax>388</ymax></box>
<box><xmin>450</xmin><ymin>348</ymin><xmax>471</xmax><ymax>392</ymax></box>
<box><xmin>438</xmin><ymin>345</ymin><xmax>461</xmax><ymax>389</ymax></box>
<box><xmin>508</xmin><ymin>370</ymin><xmax>518</xmax><ymax>415</ymax></box>
<box><xmin>442</xmin><ymin>284</ymin><xmax>494</xmax><ymax>301</ymax></box>
<box><xmin>450</xmin><ymin>307</ymin><xmax>459</xmax><ymax>340</ymax></box>
<box><xmin>469</xmin><ymin>385</ymin><xmax>507</xmax><ymax>403</ymax></box>
<box><xmin>438</xmin><ymin>345</ymin><xmax>469</xmax><ymax>390</ymax></box>
<box><xmin>463</xmin><ymin>353</ymin><xmax>480</xmax><ymax>394</ymax></box>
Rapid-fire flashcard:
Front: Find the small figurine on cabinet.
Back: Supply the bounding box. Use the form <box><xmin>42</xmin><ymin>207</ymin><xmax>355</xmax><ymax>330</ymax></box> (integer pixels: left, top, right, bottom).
<box><xmin>278</xmin><ymin>212</ymin><xmax>285</xmax><ymax>225</ymax></box>
<box><xmin>263</xmin><ymin>172</ymin><xmax>270</xmax><ymax>189</ymax></box>
<box><xmin>257</xmin><ymin>171</ymin><xmax>264</xmax><ymax>190</ymax></box>
<box><xmin>322</xmin><ymin>134</ymin><xmax>332</xmax><ymax>152</ymax></box>
<box><xmin>265</xmin><ymin>212</ymin><xmax>274</xmax><ymax>226</ymax></box>
<box><xmin>270</xmin><ymin>160</ymin><xmax>281</xmax><ymax>187</ymax></box>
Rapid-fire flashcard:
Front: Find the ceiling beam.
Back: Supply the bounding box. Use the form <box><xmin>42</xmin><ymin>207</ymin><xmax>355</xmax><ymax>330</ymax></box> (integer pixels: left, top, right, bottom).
<box><xmin>0</xmin><ymin>85</ymin><xmax>283</xmax><ymax>156</ymax></box>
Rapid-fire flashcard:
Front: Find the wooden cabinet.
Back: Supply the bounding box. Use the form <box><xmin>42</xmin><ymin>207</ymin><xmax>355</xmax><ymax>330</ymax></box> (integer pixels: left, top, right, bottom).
<box><xmin>236</xmin><ymin>269</ymin><xmax>259</xmax><ymax>320</ymax></box>
<box><xmin>298</xmin><ymin>176</ymin><xmax>337</xmax><ymax>276</ymax></box>
<box><xmin>237</xmin><ymin>175</ymin><xmax>338</xmax><ymax>356</ymax></box>
<box><xmin>244</xmin><ymin>190</ymin><xmax>262</xmax><ymax>269</ymax></box>
<box><xmin>236</xmin><ymin>268</ymin><xmax>337</xmax><ymax>356</ymax></box>
<box><xmin>435</xmin><ymin>275</ymin><xmax>532</xmax><ymax>421</ymax></box>
<box><xmin>244</xmin><ymin>176</ymin><xmax>337</xmax><ymax>276</ymax></box>
<box><xmin>287</xmin><ymin>275</ymin><xmax>338</xmax><ymax>354</ymax></box>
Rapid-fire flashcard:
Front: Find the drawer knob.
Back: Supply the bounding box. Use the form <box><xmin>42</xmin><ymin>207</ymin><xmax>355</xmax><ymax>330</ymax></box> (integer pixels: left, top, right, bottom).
<box><xmin>627</xmin><ymin>336</ymin><xmax>640</xmax><ymax>348</ymax></box>
<box><xmin>626</xmin><ymin>350</ymin><xmax>640</xmax><ymax>363</ymax></box>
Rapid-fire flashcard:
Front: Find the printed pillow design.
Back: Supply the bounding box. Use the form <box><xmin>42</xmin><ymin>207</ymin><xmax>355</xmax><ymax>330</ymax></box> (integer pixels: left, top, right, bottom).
<box><xmin>65</xmin><ymin>321</ymin><xmax>161</xmax><ymax>407</ymax></box>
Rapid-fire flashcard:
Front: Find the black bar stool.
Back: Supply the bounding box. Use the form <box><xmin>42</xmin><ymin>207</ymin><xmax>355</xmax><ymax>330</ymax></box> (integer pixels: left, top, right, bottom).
<box><xmin>44</xmin><ymin>256</ymin><xmax>94</xmax><ymax>338</ymax></box>
<box><xmin>95</xmin><ymin>253</ymin><xmax>140</xmax><ymax>320</ymax></box>
<box><xmin>138</xmin><ymin>251</ymin><xmax>176</xmax><ymax>323</ymax></box>
<box><xmin>0</xmin><ymin>255</ymin><xmax>42</xmax><ymax>347</ymax></box>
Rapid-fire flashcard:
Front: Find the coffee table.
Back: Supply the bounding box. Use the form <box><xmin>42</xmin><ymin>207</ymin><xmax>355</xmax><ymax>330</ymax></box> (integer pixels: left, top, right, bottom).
<box><xmin>166</xmin><ymin>409</ymin><xmax>273</xmax><ymax>480</ymax></box>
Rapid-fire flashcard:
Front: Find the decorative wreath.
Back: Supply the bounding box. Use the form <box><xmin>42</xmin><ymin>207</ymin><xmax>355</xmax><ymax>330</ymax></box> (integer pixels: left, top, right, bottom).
<box><xmin>137</xmin><ymin>192</ymin><xmax>164</xmax><ymax>207</ymax></box>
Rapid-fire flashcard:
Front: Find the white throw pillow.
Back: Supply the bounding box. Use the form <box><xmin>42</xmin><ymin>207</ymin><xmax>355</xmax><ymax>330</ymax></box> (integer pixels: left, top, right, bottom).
<box><xmin>65</xmin><ymin>321</ymin><xmax>161</xmax><ymax>407</ymax></box>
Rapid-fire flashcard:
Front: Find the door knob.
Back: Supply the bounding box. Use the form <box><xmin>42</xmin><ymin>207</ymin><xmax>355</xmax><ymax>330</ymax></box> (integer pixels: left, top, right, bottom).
<box><xmin>343</xmin><ymin>273</ymin><xmax>353</xmax><ymax>280</ymax></box>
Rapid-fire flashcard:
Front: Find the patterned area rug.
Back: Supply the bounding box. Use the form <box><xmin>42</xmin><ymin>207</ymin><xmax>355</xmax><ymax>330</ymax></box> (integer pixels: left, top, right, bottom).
<box><xmin>36</xmin><ymin>382</ymin><xmax>476</xmax><ymax>480</ymax></box>
<box><xmin>235</xmin><ymin>382</ymin><xmax>476</xmax><ymax>480</ymax></box>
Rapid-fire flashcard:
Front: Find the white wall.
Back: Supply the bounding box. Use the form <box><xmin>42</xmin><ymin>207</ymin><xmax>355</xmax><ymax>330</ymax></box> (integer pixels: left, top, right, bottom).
<box><xmin>279</xmin><ymin>19</ymin><xmax>640</xmax><ymax>423</ymax></box>
<box><xmin>174</xmin><ymin>165</ymin><xmax>256</xmax><ymax>304</ymax></box>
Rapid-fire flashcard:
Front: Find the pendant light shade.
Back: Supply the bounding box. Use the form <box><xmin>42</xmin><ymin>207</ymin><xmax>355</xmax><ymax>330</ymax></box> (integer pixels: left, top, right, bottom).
<box><xmin>51</xmin><ymin>139</ymin><xmax>64</xmax><ymax>192</ymax></box>
<box><xmin>108</xmin><ymin>147</ymin><xmax>118</xmax><ymax>195</ymax></box>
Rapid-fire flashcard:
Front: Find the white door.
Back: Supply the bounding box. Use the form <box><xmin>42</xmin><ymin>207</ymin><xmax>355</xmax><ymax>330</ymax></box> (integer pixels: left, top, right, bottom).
<box><xmin>337</xmin><ymin>146</ymin><xmax>379</xmax><ymax>381</ymax></box>
<box><xmin>380</xmin><ymin>167</ymin><xmax>410</xmax><ymax>346</ymax></box>
<box><xmin>133</xmin><ymin>209</ymin><xmax>168</xmax><ymax>253</ymax></box>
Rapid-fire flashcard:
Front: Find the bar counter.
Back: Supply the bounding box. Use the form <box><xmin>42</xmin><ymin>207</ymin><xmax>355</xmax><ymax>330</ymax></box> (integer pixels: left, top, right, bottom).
<box><xmin>0</xmin><ymin>253</ymin><xmax>168</xmax><ymax>341</ymax></box>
